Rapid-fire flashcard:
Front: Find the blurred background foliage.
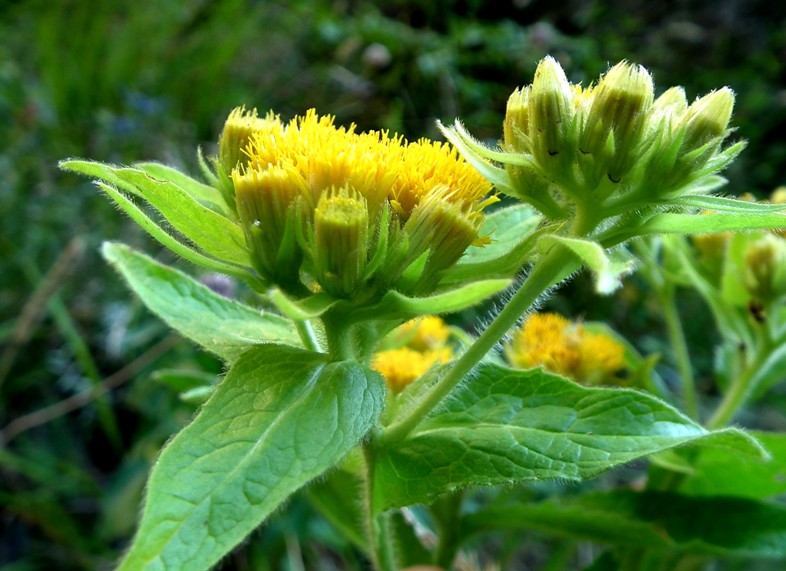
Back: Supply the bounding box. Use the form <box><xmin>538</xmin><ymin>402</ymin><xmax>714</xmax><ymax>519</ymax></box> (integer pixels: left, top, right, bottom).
<box><xmin>1</xmin><ymin>0</ymin><xmax>785</xmax><ymax>569</ymax></box>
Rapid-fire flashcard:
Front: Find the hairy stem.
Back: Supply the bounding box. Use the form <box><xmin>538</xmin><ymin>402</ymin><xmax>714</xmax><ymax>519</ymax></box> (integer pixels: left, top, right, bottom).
<box><xmin>381</xmin><ymin>245</ymin><xmax>580</xmax><ymax>444</ymax></box>
<box><xmin>362</xmin><ymin>442</ymin><xmax>397</xmax><ymax>571</ymax></box>
<box><xmin>295</xmin><ymin>319</ymin><xmax>322</xmax><ymax>353</ymax></box>
<box><xmin>706</xmin><ymin>336</ymin><xmax>770</xmax><ymax>429</ymax></box>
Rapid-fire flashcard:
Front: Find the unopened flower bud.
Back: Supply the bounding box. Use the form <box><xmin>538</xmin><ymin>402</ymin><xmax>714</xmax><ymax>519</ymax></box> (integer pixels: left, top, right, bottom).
<box><xmin>580</xmin><ymin>62</ymin><xmax>654</xmax><ymax>182</ymax></box>
<box><xmin>691</xmin><ymin>231</ymin><xmax>730</xmax><ymax>264</ymax></box>
<box><xmin>652</xmin><ymin>86</ymin><xmax>688</xmax><ymax>116</ymax></box>
<box><xmin>312</xmin><ymin>187</ymin><xmax>369</xmax><ymax>297</ymax></box>
<box><xmin>232</xmin><ymin>163</ymin><xmax>306</xmax><ymax>283</ymax></box>
<box><xmin>503</xmin><ymin>86</ymin><xmax>531</xmax><ymax>153</ymax></box>
<box><xmin>399</xmin><ymin>186</ymin><xmax>481</xmax><ymax>293</ymax></box>
<box><xmin>219</xmin><ymin>107</ymin><xmax>281</xmax><ymax>175</ymax></box>
<box><xmin>528</xmin><ymin>56</ymin><xmax>574</xmax><ymax>163</ymax></box>
<box><xmin>680</xmin><ymin>87</ymin><xmax>735</xmax><ymax>153</ymax></box>
<box><xmin>744</xmin><ymin>234</ymin><xmax>786</xmax><ymax>303</ymax></box>
<box><xmin>771</xmin><ymin>186</ymin><xmax>786</xmax><ymax>204</ymax></box>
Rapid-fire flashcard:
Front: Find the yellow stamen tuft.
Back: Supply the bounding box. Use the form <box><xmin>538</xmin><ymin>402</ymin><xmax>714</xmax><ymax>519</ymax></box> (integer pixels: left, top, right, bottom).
<box><xmin>391</xmin><ymin>139</ymin><xmax>493</xmax><ymax>219</ymax></box>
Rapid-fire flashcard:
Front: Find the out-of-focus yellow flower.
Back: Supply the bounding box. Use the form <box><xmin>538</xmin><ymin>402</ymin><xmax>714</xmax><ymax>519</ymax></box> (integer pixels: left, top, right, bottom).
<box><xmin>504</xmin><ymin>312</ymin><xmax>626</xmax><ymax>386</ymax></box>
<box><xmin>372</xmin><ymin>347</ymin><xmax>452</xmax><ymax>393</ymax></box>
<box><xmin>398</xmin><ymin>316</ymin><xmax>452</xmax><ymax>351</ymax></box>
<box><xmin>372</xmin><ymin>316</ymin><xmax>454</xmax><ymax>392</ymax></box>
<box><xmin>744</xmin><ymin>233</ymin><xmax>786</xmax><ymax>304</ymax></box>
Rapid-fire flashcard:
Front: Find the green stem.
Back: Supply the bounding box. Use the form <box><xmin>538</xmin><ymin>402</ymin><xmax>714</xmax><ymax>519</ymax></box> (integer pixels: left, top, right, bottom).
<box><xmin>295</xmin><ymin>319</ymin><xmax>321</xmax><ymax>353</ymax></box>
<box><xmin>658</xmin><ymin>284</ymin><xmax>699</xmax><ymax>420</ymax></box>
<box><xmin>571</xmin><ymin>198</ymin><xmax>602</xmax><ymax>238</ymax></box>
<box><xmin>321</xmin><ymin>310</ymin><xmax>354</xmax><ymax>361</ymax></box>
<box><xmin>381</xmin><ymin>245</ymin><xmax>580</xmax><ymax>444</ymax></box>
<box><xmin>706</xmin><ymin>336</ymin><xmax>770</xmax><ymax>429</ymax></box>
<box><xmin>362</xmin><ymin>442</ymin><xmax>396</xmax><ymax>571</ymax></box>
<box><xmin>432</xmin><ymin>491</ymin><xmax>464</xmax><ymax>569</ymax></box>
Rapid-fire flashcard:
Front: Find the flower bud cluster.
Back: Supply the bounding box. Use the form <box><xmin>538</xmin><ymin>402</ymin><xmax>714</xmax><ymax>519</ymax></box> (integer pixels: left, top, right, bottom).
<box><xmin>219</xmin><ymin>108</ymin><xmax>494</xmax><ymax>299</ymax></box>
<box><xmin>450</xmin><ymin>56</ymin><xmax>743</xmax><ymax>238</ymax></box>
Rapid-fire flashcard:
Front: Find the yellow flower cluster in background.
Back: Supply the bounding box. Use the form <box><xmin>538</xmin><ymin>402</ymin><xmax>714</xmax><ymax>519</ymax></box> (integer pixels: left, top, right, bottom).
<box><xmin>504</xmin><ymin>312</ymin><xmax>626</xmax><ymax>386</ymax></box>
<box><xmin>372</xmin><ymin>316</ymin><xmax>453</xmax><ymax>393</ymax></box>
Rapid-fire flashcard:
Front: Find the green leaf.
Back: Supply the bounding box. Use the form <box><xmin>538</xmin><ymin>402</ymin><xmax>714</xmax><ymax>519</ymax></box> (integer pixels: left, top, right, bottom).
<box><xmin>461</xmin><ymin>490</ymin><xmax>786</xmax><ymax>558</ymax></box>
<box><xmin>152</xmin><ymin>369</ymin><xmax>217</xmax><ymax>393</ymax></box>
<box><xmin>539</xmin><ymin>235</ymin><xmax>635</xmax><ymax>294</ymax></box>
<box><xmin>118</xmin><ymin>344</ymin><xmax>385</xmax><ymax>571</ymax></box>
<box><xmin>97</xmin><ymin>182</ymin><xmax>255</xmax><ymax>281</ymax></box>
<box><xmin>103</xmin><ymin>242</ymin><xmax>300</xmax><ymax>361</ymax></box>
<box><xmin>458</xmin><ymin>204</ymin><xmax>541</xmax><ymax>266</ymax></box>
<box><xmin>438</xmin><ymin>121</ymin><xmax>516</xmax><ymax>194</ymax></box>
<box><xmin>673</xmin><ymin>194</ymin><xmax>786</xmax><ymax>213</ymax></box>
<box><xmin>61</xmin><ymin>160</ymin><xmax>250</xmax><ymax>267</ymax></box>
<box><xmin>639</xmin><ymin>212</ymin><xmax>786</xmax><ymax>236</ymax></box>
<box><xmin>679</xmin><ymin>431</ymin><xmax>786</xmax><ymax>500</ymax></box>
<box><xmin>267</xmin><ymin>288</ymin><xmax>339</xmax><ymax>321</ymax></box>
<box><xmin>354</xmin><ymin>279</ymin><xmax>511</xmax><ymax>322</ymax></box>
<box><xmin>134</xmin><ymin>162</ymin><xmax>234</xmax><ymax>218</ymax></box>
<box><xmin>374</xmin><ymin>364</ymin><xmax>766</xmax><ymax>511</ymax></box>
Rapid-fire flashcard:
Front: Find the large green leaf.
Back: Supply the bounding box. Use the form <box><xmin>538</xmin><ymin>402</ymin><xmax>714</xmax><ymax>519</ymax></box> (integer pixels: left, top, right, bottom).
<box><xmin>374</xmin><ymin>364</ymin><xmax>765</xmax><ymax>510</ymax></box>
<box><xmin>461</xmin><ymin>490</ymin><xmax>786</xmax><ymax>558</ymax></box>
<box><xmin>118</xmin><ymin>344</ymin><xmax>385</xmax><ymax>571</ymax></box>
<box><xmin>678</xmin><ymin>431</ymin><xmax>786</xmax><ymax>500</ymax></box>
<box><xmin>61</xmin><ymin>160</ymin><xmax>250</xmax><ymax>266</ymax></box>
<box><xmin>103</xmin><ymin>242</ymin><xmax>300</xmax><ymax>361</ymax></box>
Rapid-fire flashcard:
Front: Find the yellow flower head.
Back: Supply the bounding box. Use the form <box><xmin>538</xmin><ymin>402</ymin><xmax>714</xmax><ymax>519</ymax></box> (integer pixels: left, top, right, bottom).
<box><xmin>391</xmin><ymin>139</ymin><xmax>495</xmax><ymax>219</ymax></box>
<box><xmin>372</xmin><ymin>347</ymin><xmax>452</xmax><ymax>393</ymax></box>
<box><xmin>398</xmin><ymin>316</ymin><xmax>451</xmax><ymax>351</ymax></box>
<box><xmin>223</xmin><ymin>107</ymin><xmax>494</xmax><ymax>295</ymax></box>
<box><xmin>504</xmin><ymin>312</ymin><xmax>626</xmax><ymax>386</ymax></box>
